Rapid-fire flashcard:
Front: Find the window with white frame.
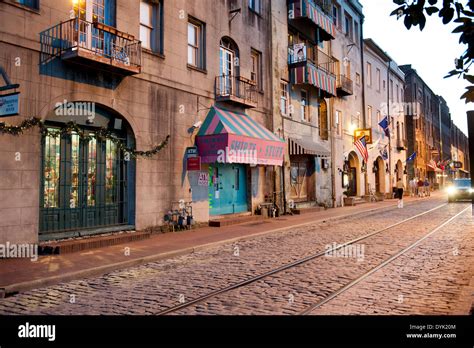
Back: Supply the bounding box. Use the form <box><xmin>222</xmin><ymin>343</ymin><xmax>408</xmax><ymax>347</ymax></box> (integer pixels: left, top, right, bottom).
<box><xmin>367</xmin><ymin>62</ymin><xmax>372</xmax><ymax>87</ymax></box>
<box><xmin>188</xmin><ymin>18</ymin><xmax>206</xmax><ymax>69</ymax></box>
<box><xmin>376</xmin><ymin>68</ymin><xmax>381</xmax><ymax>92</ymax></box>
<box><xmin>251</xmin><ymin>49</ymin><xmax>262</xmax><ymax>90</ymax></box>
<box><xmin>140</xmin><ymin>0</ymin><xmax>162</xmax><ymax>53</ymax></box>
<box><xmin>280</xmin><ymin>81</ymin><xmax>289</xmax><ymax>116</ymax></box>
<box><xmin>140</xmin><ymin>1</ymin><xmax>153</xmax><ymax>50</ymax></box>
<box><xmin>335</xmin><ymin>110</ymin><xmax>342</xmax><ymax>136</ymax></box>
<box><xmin>367</xmin><ymin>105</ymin><xmax>372</xmax><ymax>128</ymax></box>
<box><xmin>301</xmin><ymin>90</ymin><xmax>309</xmax><ymax>122</ymax></box>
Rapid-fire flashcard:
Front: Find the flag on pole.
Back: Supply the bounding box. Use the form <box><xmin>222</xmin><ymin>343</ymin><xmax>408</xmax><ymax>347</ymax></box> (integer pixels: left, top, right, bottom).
<box><xmin>380</xmin><ymin>145</ymin><xmax>388</xmax><ymax>160</ymax></box>
<box><xmin>406</xmin><ymin>152</ymin><xmax>417</xmax><ymax>162</ymax></box>
<box><xmin>427</xmin><ymin>159</ymin><xmax>438</xmax><ymax>170</ymax></box>
<box><xmin>355</xmin><ymin>135</ymin><xmax>369</xmax><ymax>163</ymax></box>
<box><xmin>378</xmin><ymin>117</ymin><xmax>390</xmax><ymax>138</ymax></box>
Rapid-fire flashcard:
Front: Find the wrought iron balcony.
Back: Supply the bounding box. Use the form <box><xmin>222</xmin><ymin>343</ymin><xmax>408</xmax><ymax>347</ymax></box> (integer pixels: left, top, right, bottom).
<box><xmin>40</xmin><ymin>18</ymin><xmax>142</xmax><ymax>75</ymax></box>
<box><xmin>215</xmin><ymin>75</ymin><xmax>258</xmax><ymax>109</ymax></box>
<box><xmin>336</xmin><ymin>74</ymin><xmax>353</xmax><ymax>96</ymax></box>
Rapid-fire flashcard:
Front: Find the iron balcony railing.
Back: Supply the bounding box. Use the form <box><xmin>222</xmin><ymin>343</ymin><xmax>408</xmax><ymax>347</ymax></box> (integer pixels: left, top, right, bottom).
<box><xmin>40</xmin><ymin>17</ymin><xmax>141</xmax><ymax>72</ymax></box>
<box><xmin>336</xmin><ymin>74</ymin><xmax>354</xmax><ymax>94</ymax></box>
<box><xmin>288</xmin><ymin>44</ymin><xmax>336</xmax><ymax>75</ymax></box>
<box><xmin>215</xmin><ymin>75</ymin><xmax>258</xmax><ymax>105</ymax></box>
<box><xmin>314</xmin><ymin>0</ymin><xmax>333</xmax><ymax>15</ymax></box>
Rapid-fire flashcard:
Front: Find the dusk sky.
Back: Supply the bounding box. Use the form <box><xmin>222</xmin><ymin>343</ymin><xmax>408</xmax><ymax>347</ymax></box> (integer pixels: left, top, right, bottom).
<box><xmin>359</xmin><ymin>0</ymin><xmax>471</xmax><ymax>135</ymax></box>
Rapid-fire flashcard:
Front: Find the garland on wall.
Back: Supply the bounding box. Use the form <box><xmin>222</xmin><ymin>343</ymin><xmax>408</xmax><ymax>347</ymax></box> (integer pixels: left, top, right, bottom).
<box><xmin>0</xmin><ymin>117</ymin><xmax>170</xmax><ymax>159</ymax></box>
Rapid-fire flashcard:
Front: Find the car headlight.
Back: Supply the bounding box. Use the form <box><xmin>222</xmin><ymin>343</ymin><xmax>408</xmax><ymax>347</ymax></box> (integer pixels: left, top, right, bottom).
<box><xmin>447</xmin><ymin>187</ymin><xmax>457</xmax><ymax>195</ymax></box>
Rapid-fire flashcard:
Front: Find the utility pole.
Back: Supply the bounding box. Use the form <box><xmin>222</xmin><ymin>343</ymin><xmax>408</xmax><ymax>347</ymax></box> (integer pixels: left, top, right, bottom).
<box><xmin>468</xmin><ymin>111</ymin><xmax>474</xmax><ymax>215</ymax></box>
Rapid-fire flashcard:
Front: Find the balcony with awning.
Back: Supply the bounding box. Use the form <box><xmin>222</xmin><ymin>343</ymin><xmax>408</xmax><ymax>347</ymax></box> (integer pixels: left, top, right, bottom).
<box><xmin>288</xmin><ymin>44</ymin><xmax>337</xmax><ymax>97</ymax></box>
<box><xmin>288</xmin><ymin>0</ymin><xmax>336</xmax><ymax>41</ymax></box>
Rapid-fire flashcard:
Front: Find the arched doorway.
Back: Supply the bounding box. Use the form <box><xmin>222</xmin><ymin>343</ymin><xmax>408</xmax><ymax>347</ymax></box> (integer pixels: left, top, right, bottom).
<box><xmin>374</xmin><ymin>156</ymin><xmax>386</xmax><ymax>194</ymax></box>
<box><xmin>347</xmin><ymin>151</ymin><xmax>360</xmax><ymax>197</ymax></box>
<box><xmin>39</xmin><ymin>102</ymin><xmax>136</xmax><ymax>240</ymax></box>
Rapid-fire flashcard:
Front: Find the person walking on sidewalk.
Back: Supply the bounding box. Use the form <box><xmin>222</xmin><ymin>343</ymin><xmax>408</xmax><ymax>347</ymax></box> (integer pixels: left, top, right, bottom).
<box><xmin>417</xmin><ymin>178</ymin><xmax>425</xmax><ymax>197</ymax></box>
<box><xmin>409</xmin><ymin>178</ymin><xmax>416</xmax><ymax>197</ymax></box>
<box><xmin>397</xmin><ymin>179</ymin><xmax>405</xmax><ymax>208</ymax></box>
<box><xmin>424</xmin><ymin>178</ymin><xmax>431</xmax><ymax>197</ymax></box>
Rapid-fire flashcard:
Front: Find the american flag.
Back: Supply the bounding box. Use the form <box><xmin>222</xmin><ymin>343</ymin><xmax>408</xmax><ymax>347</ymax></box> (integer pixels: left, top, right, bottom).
<box><xmin>354</xmin><ymin>135</ymin><xmax>368</xmax><ymax>163</ymax></box>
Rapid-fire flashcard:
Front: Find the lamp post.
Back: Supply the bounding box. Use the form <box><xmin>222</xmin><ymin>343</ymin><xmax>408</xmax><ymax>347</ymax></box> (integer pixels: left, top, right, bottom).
<box><xmin>467</xmin><ymin>111</ymin><xmax>474</xmax><ymax>214</ymax></box>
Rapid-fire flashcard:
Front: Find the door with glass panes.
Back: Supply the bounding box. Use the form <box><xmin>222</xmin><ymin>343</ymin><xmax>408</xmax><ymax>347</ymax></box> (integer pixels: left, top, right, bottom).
<box><xmin>73</xmin><ymin>0</ymin><xmax>115</xmax><ymax>55</ymax></box>
<box><xmin>40</xmin><ymin>129</ymin><xmax>126</xmax><ymax>235</ymax></box>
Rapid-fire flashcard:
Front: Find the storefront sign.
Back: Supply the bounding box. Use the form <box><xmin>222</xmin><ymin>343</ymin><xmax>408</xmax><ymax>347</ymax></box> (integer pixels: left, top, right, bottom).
<box><xmin>187</xmin><ymin>156</ymin><xmax>201</xmax><ymax>171</ymax></box>
<box><xmin>354</xmin><ymin>128</ymin><xmax>373</xmax><ymax>144</ymax></box>
<box><xmin>198</xmin><ymin>172</ymin><xmax>209</xmax><ymax>186</ymax></box>
<box><xmin>196</xmin><ymin>134</ymin><xmax>285</xmax><ymax>166</ymax></box>
<box><xmin>0</xmin><ymin>92</ymin><xmax>20</xmax><ymax>117</ymax></box>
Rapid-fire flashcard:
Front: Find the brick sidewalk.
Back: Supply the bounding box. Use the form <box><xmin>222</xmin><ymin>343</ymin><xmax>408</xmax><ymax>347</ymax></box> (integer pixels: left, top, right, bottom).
<box><xmin>0</xmin><ymin>193</ymin><xmax>445</xmax><ymax>296</ymax></box>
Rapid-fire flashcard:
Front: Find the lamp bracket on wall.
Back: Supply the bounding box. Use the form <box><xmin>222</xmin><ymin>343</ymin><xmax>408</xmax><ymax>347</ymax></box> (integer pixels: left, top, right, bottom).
<box><xmin>229</xmin><ymin>8</ymin><xmax>241</xmax><ymax>23</ymax></box>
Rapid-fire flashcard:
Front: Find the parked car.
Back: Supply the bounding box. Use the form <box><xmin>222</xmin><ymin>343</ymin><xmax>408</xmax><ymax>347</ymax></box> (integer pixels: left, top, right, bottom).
<box><xmin>447</xmin><ymin>178</ymin><xmax>473</xmax><ymax>202</ymax></box>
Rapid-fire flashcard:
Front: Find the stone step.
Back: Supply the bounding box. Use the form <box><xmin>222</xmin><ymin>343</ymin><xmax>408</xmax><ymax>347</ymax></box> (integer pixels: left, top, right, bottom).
<box><xmin>209</xmin><ymin>215</ymin><xmax>265</xmax><ymax>227</ymax></box>
<box><xmin>291</xmin><ymin>206</ymin><xmax>324</xmax><ymax>215</ymax></box>
<box><xmin>39</xmin><ymin>231</ymin><xmax>151</xmax><ymax>255</ymax></box>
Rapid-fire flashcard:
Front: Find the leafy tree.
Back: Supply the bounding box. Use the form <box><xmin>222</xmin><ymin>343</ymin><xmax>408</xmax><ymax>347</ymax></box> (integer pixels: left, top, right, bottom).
<box><xmin>391</xmin><ymin>0</ymin><xmax>473</xmax><ymax>103</ymax></box>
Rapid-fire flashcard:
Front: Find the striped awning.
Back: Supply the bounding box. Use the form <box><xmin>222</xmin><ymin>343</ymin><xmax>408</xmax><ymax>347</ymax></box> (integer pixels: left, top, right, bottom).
<box><xmin>289</xmin><ymin>137</ymin><xmax>330</xmax><ymax>157</ymax></box>
<box><xmin>306</xmin><ymin>1</ymin><xmax>336</xmax><ymax>40</ymax></box>
<box><xmin>288</xmin><ymin>0</ymin><xmax>336</xmax><ymax>41</ymax></box>
<box><xmin>290</xmin><ymin>62</ymin><xmax>337</xmax><ymax>97</ymax></box>
<box><xmin>196</xmin><ymin>106</ymin><xmax>285</xmax><ymax>166</ymax></box>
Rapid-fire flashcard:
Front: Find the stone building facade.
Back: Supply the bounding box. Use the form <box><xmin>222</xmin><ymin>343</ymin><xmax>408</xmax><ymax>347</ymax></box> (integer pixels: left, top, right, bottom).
<box><xmin>363</xmin><ymin>39</ymin><xmax>407</xmax><ymax>197</ymax></box>
<box><xmin>0</xmin><ymin>0</ymin><xmax>281</xmax><ymax>244</ymax></box>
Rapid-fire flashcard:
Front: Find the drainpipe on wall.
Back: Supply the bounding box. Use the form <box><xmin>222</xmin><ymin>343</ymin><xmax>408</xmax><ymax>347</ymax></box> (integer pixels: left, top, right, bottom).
<box><xmin>330</xmin><ymin>97</ymin><xmax>337</xmax><ymax>208</ymax></box>
<box><xmin>387</xmin><ymin>60</ymin><xmax>393</xmax><ymax>194</ymax></box>
<box><xmin>360</xmin><ymin>18</ymin><xmax>368</xmax><ymax>196</ymax></box>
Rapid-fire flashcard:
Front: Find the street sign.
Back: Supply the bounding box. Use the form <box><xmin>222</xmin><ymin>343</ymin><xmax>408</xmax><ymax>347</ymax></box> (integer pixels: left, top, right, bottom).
<box><xmin>198</xmin><ymin>172</ymin><xmax>209</xmax><ymax>186</ymax></box>
<box><xmin>186</xmin><ymin>146</ymin><xmax>198</xmax><ymax>158</ymax></box>
<box><xmin>187</xmin><ymin>156</ymin><xmax>201</xmax><ymax>171</ymax></box>
<box><xmin>0</xmin><ymin>92</ymin><xmax>20</xmax><ymax>117</ymax></box>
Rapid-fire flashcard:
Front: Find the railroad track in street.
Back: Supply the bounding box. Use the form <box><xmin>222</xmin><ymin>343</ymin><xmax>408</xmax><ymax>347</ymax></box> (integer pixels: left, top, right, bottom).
<box><xmin>155</xmin><ymin>202</ymin><xmax>470</xmax><ymax>315</ymax></box>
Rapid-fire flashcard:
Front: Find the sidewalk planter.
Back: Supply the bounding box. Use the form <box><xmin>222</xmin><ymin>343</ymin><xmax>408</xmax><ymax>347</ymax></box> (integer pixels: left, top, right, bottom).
<box><xmin>344</xmin><ymin>197</ymin><xmax>356</xmax><ymax>206</ymax></box>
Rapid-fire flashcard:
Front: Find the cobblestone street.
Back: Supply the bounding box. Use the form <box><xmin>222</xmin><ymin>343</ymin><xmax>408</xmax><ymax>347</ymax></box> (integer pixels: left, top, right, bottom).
<box><xmin>0</xmin><ymin>197</ymin><xmax>473</xmax><ymax>315</ymax></box>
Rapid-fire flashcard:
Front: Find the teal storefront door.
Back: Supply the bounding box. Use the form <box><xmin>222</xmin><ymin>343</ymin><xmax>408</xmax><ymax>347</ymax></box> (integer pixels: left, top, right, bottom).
<box><xmin>209</xmin><ymin>164</ymin><xmax>248</xmax><ymax>216</ymax></box>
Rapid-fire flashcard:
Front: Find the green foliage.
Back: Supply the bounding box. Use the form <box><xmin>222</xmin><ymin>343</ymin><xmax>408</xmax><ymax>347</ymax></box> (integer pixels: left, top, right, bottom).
<box><xmin>392</xmin><ymin>0</ymin><xmax>474</xmax><ymax>103</ymax></box>
<box><xmin>0</xmin><ymin>117</ymin><xmax>170</xmax><ymax>158</ymax></box>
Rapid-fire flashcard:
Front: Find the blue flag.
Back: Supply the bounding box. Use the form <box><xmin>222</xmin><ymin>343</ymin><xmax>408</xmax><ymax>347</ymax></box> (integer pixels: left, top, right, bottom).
<box><xmin>378</xmin><ymin>117</ymin><xmax>390</xmax><ymax>138</ymax></box>
<box><xmin>406</xmin><ymin>152</ymin><xmax>417</xmax><ymax>162</ymax></box>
